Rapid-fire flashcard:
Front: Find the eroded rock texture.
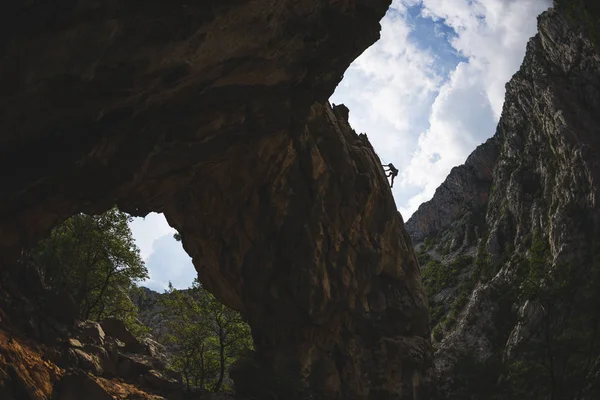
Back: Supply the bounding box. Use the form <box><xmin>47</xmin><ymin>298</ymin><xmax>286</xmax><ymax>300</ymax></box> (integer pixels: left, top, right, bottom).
<box><xmin>407</xmin><ymin>1</ymin><xmax>600</xmax><ymax>398</ymax></box>
<box><xmin>405</xmin><ymin>137</ymin><xmax>500</xmax><ymax>245</ymax></box>
<box><xmin>0</xmin><ymin>1</ymin><xmax>431</xmax><ymax>398</ymax></box>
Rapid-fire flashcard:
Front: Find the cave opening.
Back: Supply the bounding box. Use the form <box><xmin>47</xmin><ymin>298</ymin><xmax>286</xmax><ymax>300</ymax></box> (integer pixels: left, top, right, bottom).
<box><xmin>128</xmin><ymin>211</ymin><xmax>255</xmax><ymax>394</ymax></box>
<box><xmin>0</xmin><ymin>207</ymin><xmax>255</xmax><ymax>396</ymax></box>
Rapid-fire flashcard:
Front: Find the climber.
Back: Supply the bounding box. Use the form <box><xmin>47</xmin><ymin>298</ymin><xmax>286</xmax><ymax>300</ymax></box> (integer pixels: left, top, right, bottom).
<box><xmin>382</xmin><ymin>163</ymin><xmax>399</xmax><ymax>188</ymax></box>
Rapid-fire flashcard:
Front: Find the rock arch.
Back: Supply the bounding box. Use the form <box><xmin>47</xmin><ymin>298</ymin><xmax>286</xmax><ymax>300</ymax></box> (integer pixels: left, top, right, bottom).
<box><xmin>0</xmin><ymin>0</ymin><xmax>431</xmax><ymax>398</ymax></box>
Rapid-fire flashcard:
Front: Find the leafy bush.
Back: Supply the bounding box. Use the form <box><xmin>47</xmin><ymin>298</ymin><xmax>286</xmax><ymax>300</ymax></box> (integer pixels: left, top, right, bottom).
<box><xmin>423</xmin><ymin>255</ymin><xmax>475</xmax><ymax>333</ymax></box>
<box><xmin>422</xmin><ymin>255</ymin><xmax>473</xmax><ymax>296</ymax></box>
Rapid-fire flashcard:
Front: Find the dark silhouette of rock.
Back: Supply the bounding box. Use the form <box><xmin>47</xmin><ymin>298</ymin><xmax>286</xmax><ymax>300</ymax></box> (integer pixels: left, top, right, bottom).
<box><xmin>43</xmin><ymin>291</ymin><xmax>80</xmax><ymax>327</ymax></box>
<box><xmin>75</xmin><ymin>321</ymin><xmax>105</xmax><ymax>346</ymax></box>
<box><xmin>69</xmin><ymin>348</ymin><xmax>104</xmax><ymax>376</ymax></box>
<box><xmin>54</xmin><ymin>370</ymin><xmax>113</xmax><ymax>400</ymax></box>
<box><xmin>117</xmin><ymin>353</ymin><xmax>155</xmax><ymax>380</ymax></box>
<box><xmin>141</xmin><ymin>369</ymin><xmax>181</xmax><ymax>393</ymax></box>
<box><xmin>100</xmin><ymin>317</ymin><xmax>144</xmax><ymax>353</ymax></box>
<box><xmin>0</xmin><ymin>1</ymin><xmax>431</xmax><ymax>398</ymax></box>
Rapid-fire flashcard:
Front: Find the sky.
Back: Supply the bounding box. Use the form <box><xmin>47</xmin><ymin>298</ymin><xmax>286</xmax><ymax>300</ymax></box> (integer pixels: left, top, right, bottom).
<box><xmin>130</xmin><ymin>0</ymin><xmax>551</xmax><ymax>292</ymax></box>
<box><xmin>129</xmin><ymin>213</ymin><xmax>196</xmax><ymax>292</ymax></box>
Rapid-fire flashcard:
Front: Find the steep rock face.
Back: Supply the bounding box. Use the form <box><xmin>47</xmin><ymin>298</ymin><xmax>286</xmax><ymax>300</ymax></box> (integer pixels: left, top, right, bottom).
<box><xmin>0</xmin><ymin>1</ymin><xmax>431</xmax><ymax>398</ymax></box>
<box><xmin>181</xmin><ymin>103</ymin><xmax>430</xmax><ymax>399</ymax></box>
<box><xmin>406</xmin><ymin>137</ymin><xmax>500</xmax><ymax>245</ymax></box>
<box><xmin>407</xmin><ymin>1</ymin><xmax>600</xmax><ymax>398</ymax></box>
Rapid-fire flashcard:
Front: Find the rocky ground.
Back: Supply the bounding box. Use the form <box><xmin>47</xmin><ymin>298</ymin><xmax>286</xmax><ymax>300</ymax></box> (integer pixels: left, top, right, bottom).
<box><xmin>0</xmin><ymin>261</ymin><xmax>188</xmax><ymax>400</ymax></box>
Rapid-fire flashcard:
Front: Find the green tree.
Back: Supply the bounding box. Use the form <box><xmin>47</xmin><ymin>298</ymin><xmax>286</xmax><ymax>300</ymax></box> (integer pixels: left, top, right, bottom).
<box><xmin>30</xmin><ymin>207</ymin><xmax>149</xmax><ymax>334</ymax></box>
<box><xmin>160</xmin><ymin>281</ymin><xmax>216</xmax><ymax>392</ymax></box>
<box><xmin>160</xmin><ymin>279</ymin><xmax>253</xmax><ymax>393</ymax></box>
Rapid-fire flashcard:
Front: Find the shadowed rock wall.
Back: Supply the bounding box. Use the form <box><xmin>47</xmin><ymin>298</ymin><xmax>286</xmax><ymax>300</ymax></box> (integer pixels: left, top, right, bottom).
<box><xmin>407</xmin><ymin>1</ymin><xmax>600</xmax><ymax>398</ymax></box>
<box><xmin>0</xmin><ymin>0</ymin><xmax>431</xmax><ymax>398</ymax></box>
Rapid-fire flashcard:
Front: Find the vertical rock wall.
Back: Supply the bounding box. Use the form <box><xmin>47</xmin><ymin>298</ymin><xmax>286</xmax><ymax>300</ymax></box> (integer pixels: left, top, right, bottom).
<box><xmin>407</xmin><ymin>2</ymin><xmax>600</xmax><ymax>398</ymax></box>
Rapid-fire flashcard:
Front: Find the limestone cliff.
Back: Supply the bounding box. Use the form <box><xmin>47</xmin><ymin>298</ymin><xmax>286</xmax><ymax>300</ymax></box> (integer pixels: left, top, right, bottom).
<box><xmin>406</xmin><ymin>137</ymin><xmax>500</xmax><ymax>245</ymax></box>
<box><xmin>0</xmin><ymin>1</ymin><xmax>431</xmax><ymax>398</ymax></box>
<box><xmin>407</xmin><ymin>1</ymin><xmax>600</xmax><ymax>398</ymax></box>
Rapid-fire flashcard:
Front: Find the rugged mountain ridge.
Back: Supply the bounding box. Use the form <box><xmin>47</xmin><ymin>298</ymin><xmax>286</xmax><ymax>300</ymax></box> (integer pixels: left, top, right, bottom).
<box><xmin>407</xmin><ymin>1</ymin><xmax>600</xmax><ymax>398</ymax></box>
<box><xmin>0</xmin><ymin>1</ymin><xmax>431</xmax><ymax>398</ymax></box>
<box><xmin>406</xmin><ymin>137</ymin><xmax>500</xmax><ymax>245</ymax></box>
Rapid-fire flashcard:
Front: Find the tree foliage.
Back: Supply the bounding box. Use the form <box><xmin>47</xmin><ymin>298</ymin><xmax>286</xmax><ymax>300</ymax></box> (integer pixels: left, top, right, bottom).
<box><xmin>30</xmin><ymin>207</ymin><xmax>149</xmax><ymax>335</ymax></box>
<box><xmin>159</xmin><ymin>279</ymin><xmax>253</xmax><ymax>393</ymax></box>
<box><xmin>421</xmin><ymin>254</ymin><xmax>474</xmax><ymax>332</ymax></box>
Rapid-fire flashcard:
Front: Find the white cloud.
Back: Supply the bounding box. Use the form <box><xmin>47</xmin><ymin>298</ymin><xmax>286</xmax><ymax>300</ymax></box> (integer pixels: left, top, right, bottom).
<box><xmin>398</xmin><ymin>61</ymin><xmax>497</xmax><ymax>215</ymax></box>
<box><xmin>332</xmin><ymin>0</ymin><xmax>551</xmax><ymax>219</ymax></box>
<box><xmin>141</xmin><ymin>233</ymin><xmax>196</xmax><ymax>292</ymax></box>
<box><xmin>129</xmin><ymin>213</ymin><xmax>196</xmax><ymax>291</ymax></box>
<box><xmin>420</xmin><ymin>0</ymin><xmax>551</xmax><ymax>118</ymax></box>
<box><xmin>332</xmin><ymin>1</ymin><xmax>443</xmax><ymax>168</ymax></box>
<box><xmin>129</xmin><ymin>212</ymin><xmax>176</xmax><ymax>260</ymax></box>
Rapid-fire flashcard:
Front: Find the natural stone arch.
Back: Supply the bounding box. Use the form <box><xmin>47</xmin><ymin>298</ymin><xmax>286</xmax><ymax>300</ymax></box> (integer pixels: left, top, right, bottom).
<box><xmin>0</xmin><ymin>0</ymin><xmax>431</xmax><ymax>398</ymax></box>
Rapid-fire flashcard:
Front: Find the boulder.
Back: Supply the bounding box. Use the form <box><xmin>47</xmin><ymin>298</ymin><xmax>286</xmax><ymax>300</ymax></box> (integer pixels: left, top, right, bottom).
<box><xmin>0</xmin><ymin>363</ymin><xmax>44</xmax><ymax>400</ymax></box>
<box><xmin>141</xmin><ymin>337</ymin><xmax>168</xmax><ymax>362</ymax></box>
<box><xmin>54</xmin><ymin>370</ymin><xmax>113</xmax><ymax>400</ymax></box>
<box><xmin>163</xmin><ymin>368</ymin><xmax>182</xmax><ymax>384</ymax></box>
<box><xmin>140</xmin><ymin>369</ymin><xmax>182</xmax><ymax>392</ymax></box>
<box><xmin>83</xmin><ymin>344</ymin><xmax>115</xmax><ymax>376</ymax></box>
<box><xmin>100</xmin><ymin>317</ymin><xmax>144</xmax><ymax>353</ymax></box>
<box><xmin>117</xmin><ymin>353</ymin><xmax>154</xmax><ymax>380</ymax></box>
<box><xmin>36</xmin><ymin>319</ymin><xmax>65</xmax><ymax>347</ymax></box>
<box><xmin>69</xmin><ymin>348</ymin><xmax>103</xmax><ymax>376</ymax></box>
<box><xmin>75</xmin><ymin>321</ymin><xmax>105</xmax><ymax>346</ymax></box>
<box><xmin>103</xmin><ymin>337</ymin><xmax>126</xmax><ymax>377</ymax></box>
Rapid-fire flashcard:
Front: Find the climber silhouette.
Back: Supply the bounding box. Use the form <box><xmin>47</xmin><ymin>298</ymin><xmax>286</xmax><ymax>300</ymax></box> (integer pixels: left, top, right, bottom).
<box><xmin>382</xmin><ymin>163</ymin><xmax>399</xmax><ymax>188</ymax></box>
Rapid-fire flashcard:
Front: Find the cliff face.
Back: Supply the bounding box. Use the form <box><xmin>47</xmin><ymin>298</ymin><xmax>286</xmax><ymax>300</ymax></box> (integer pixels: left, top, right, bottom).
<box><xmin>406</xmin><ymin>137</ymin><xmax>500</xmax><ymax>245</ymax></box>
<box><xmin>0</xmin><ymin>1</ymin><xmax>431</xmax><ymax>398</ymax></box>
<box><xmin>407</xmin><ymin>1</ymin><xmax>600</xmax><ymax>398</ymax></box>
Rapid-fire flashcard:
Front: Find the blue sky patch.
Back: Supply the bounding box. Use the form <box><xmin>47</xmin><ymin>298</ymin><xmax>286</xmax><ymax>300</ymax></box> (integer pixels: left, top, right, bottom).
<box><xmin>404</xmin><ymin>4</ymin><xmax>468</xmax><ymax>77</ymax></box>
